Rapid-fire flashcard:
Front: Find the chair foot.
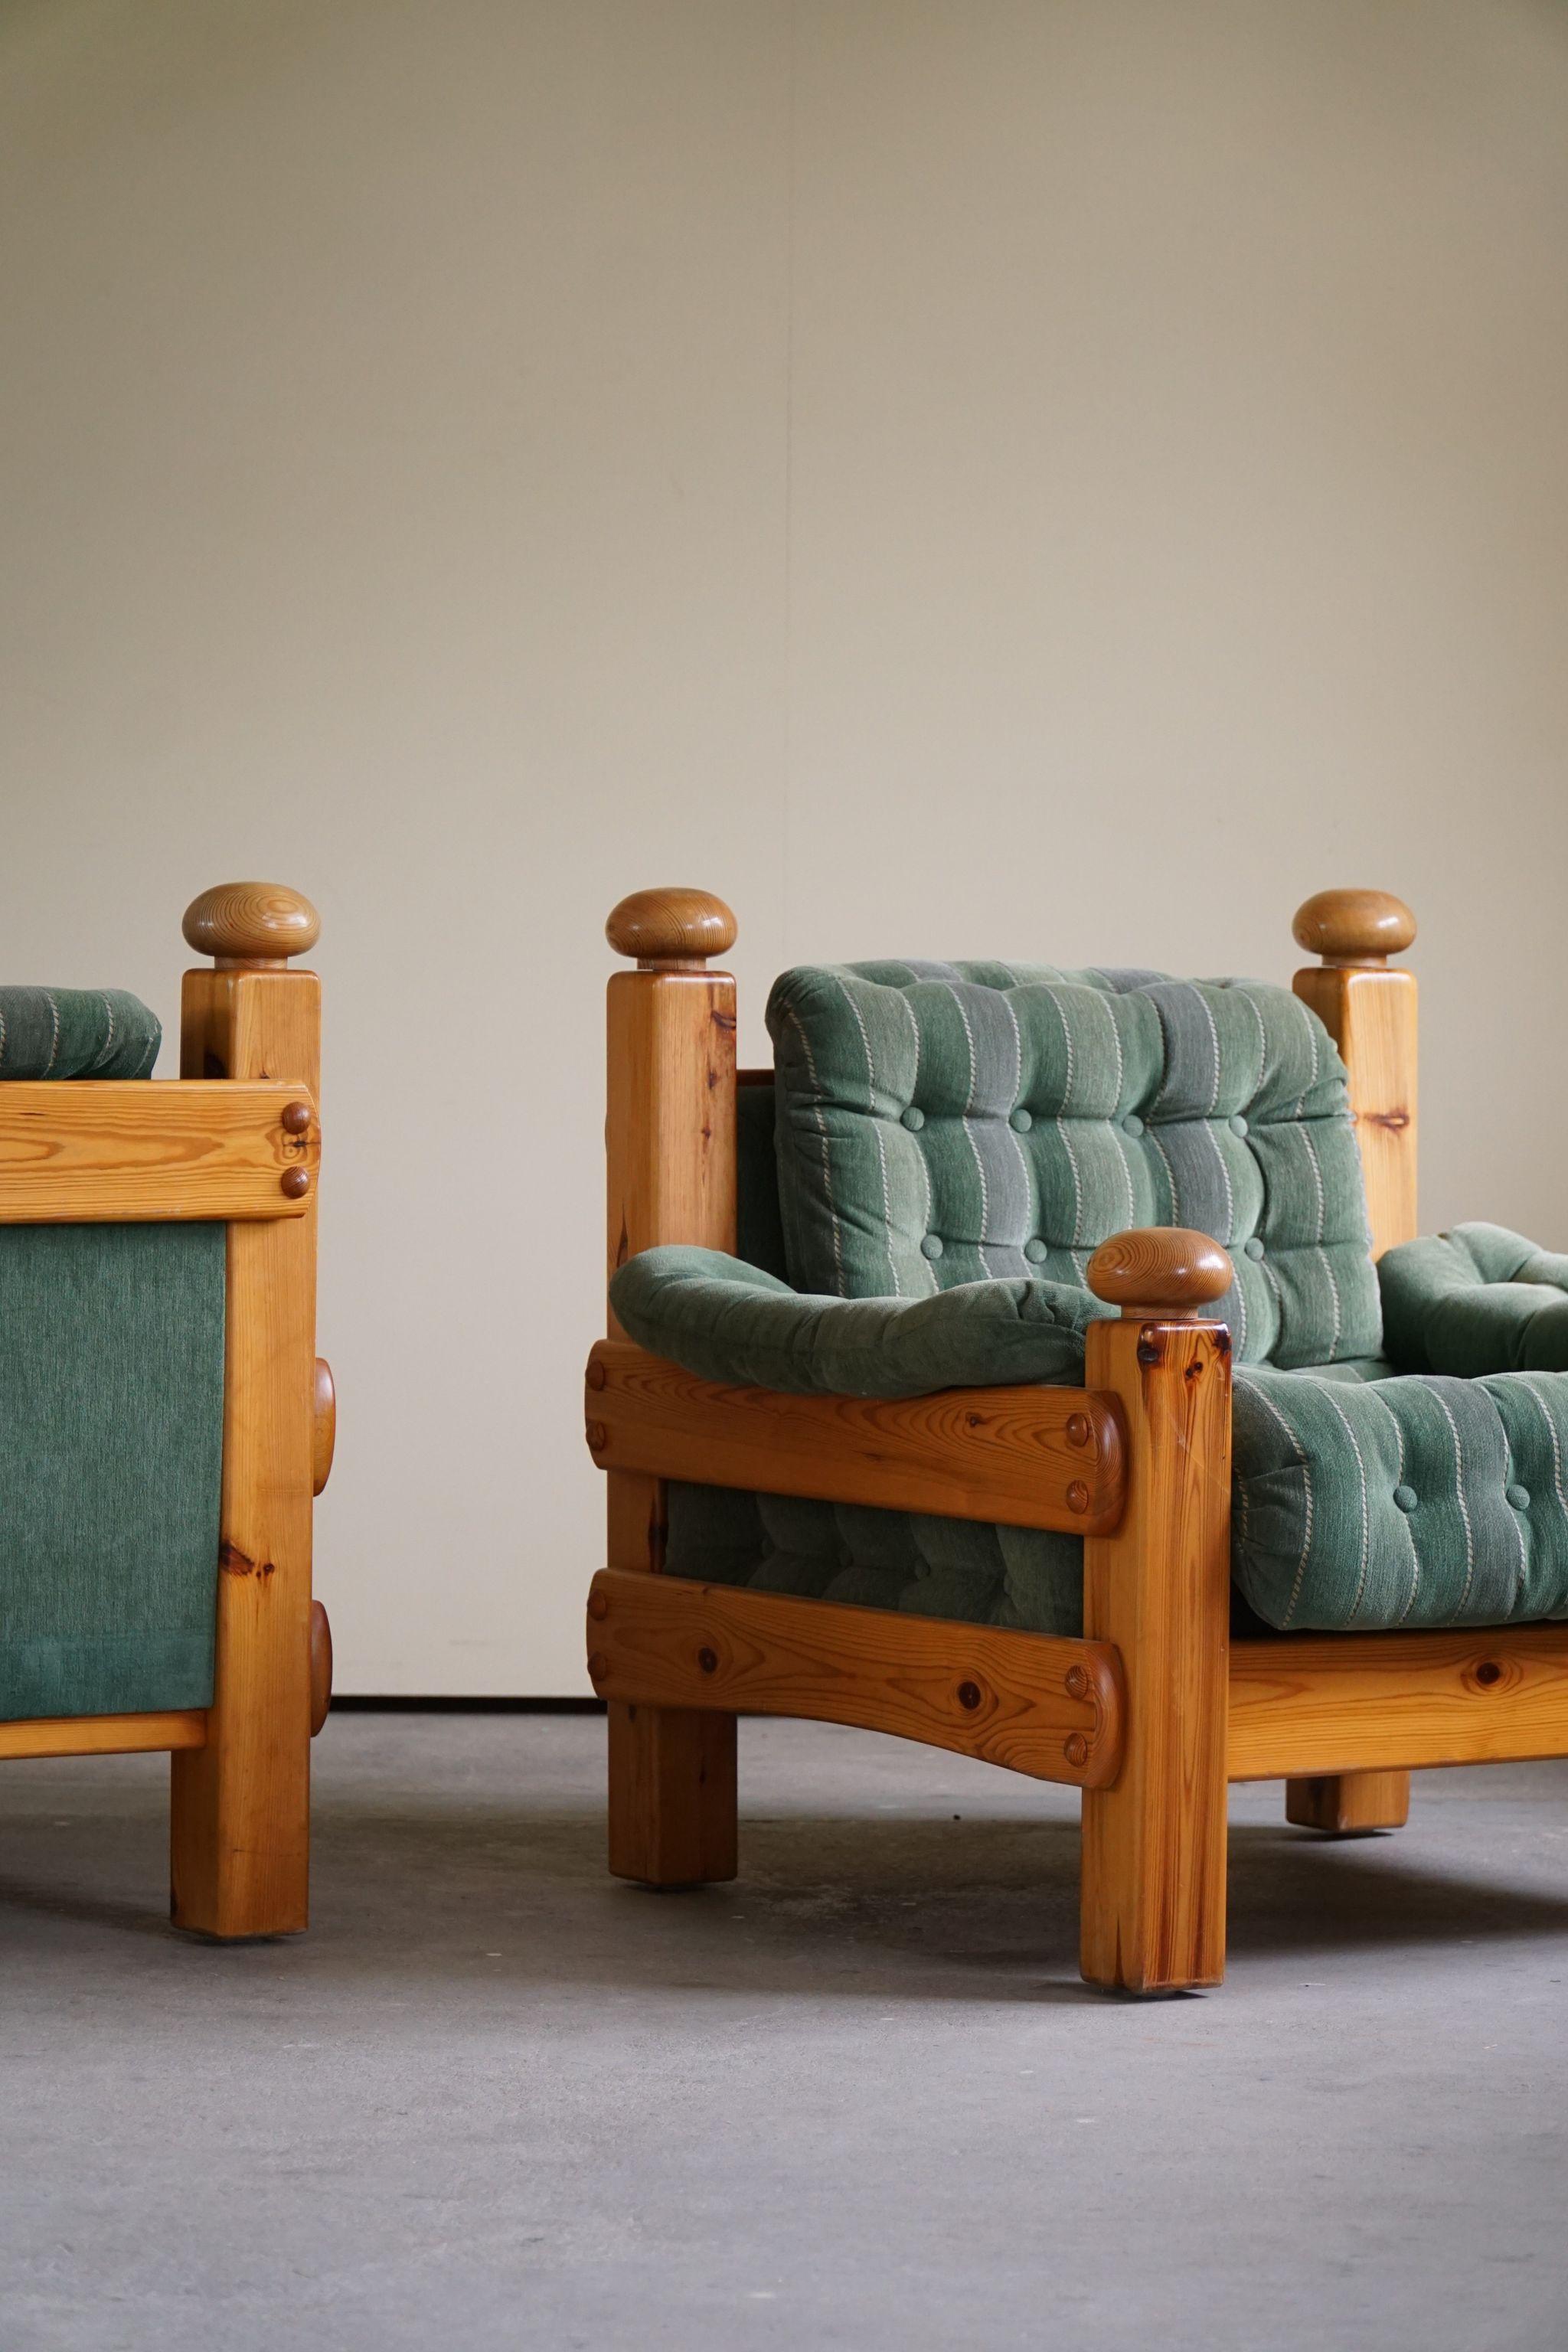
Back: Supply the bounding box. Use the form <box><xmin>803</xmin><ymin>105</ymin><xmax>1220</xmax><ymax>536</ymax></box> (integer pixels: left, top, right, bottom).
<box><xmin>169</xmin><ymin>1736</ymin><xmax>310</xmax><ymax>1938</ymax></box>
<box><xmin>607</xmin><ymin>1700</ymin><xmax>737</xmax><ymax>1885</ymax></box>
<box><xmin>1285</xmin><ymin>1769</ymin><xmax>1410</xmax><ymax>1836</ymax></box>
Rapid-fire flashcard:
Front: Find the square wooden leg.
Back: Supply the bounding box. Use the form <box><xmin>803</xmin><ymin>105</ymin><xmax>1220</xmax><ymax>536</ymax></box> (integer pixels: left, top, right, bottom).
<box><xmin>607</xmin><ymin>1700</ymin><xmax>737</xmax><ymax>1886</ymax></box>
<box><xmin>1286</xmin><ymin>1769</ymin><xmax>1410</xmax><ymax>1836</ymax></box>
<box><xmin>1080</xmin><ymin>1314</ymin><xmax>1232</xmax><ymax>1994</ymax></box>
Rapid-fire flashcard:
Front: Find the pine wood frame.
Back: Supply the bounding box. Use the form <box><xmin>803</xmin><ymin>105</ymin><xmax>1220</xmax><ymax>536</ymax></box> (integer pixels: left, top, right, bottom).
<box><xmin>590</xmin><ymin>884</ymin><xmax>1568</xmax><ymax>1993</ymax></box>
<box><xmin>0</xmin><ymin>882</ymin><xmax>335</xmax><ymax>1939</ymax></box>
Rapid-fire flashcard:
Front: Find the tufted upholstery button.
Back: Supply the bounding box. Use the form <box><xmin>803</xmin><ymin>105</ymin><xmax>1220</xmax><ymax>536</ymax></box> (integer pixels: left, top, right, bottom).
<box><xmin>901</xmin><ymin>1106</ymin><xmax>925</xmax><ymax>1131</ymax></box>
<box><xmin>1229</xmin><ymin>1113</ymin><xmax>1249</xmax><ymax>1138</ymax></box>
<box><xmin>1009</xmin><ymin>1107</ymin><xmax>1033</xmax><ymax>1132</ymax></box>
<box><xmin>1243</xmin><ymin>1236</ymin><xmax>1266</xmax><ymax>1262</ymax></box>
<box><xmin>1122</xmin><ymin>1113</ymin><xmax>1145</xmax><ymax>1138</ymax></box>
<box><xmin>1508</xmin><ymin>1483</ymin><xmax>1531</xmax><ymax>1511</ymax></box>
<box><xmin>1024</xmin><ymin>1238</ymin><xmax>1048</xmax><ymax>1264</ymax></box>
<box><xmin>1393</xmin><ymin>1485</ymin><xmax>1418</xmax><ymax>1513</ymax></box>
<box><xmin>920</xmin><ymin>1233</ymin><xmax>944</xmax><ymax>1260</ymax></box>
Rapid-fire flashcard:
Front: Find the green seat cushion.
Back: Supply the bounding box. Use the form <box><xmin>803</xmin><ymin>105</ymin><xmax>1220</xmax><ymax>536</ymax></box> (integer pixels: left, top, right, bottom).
<box><xmin>1233</xmin><ymin>1364</ymin><xmax>1568</xmax><ymax>1630</ymax></box>
<box><xmin>0</xmin><ymin>988</ymin><xmax>160</xmax><ymax>1079</ymax></box>
<box><xmin>1380</xmin><ymin>1223</ymin><xmax>1568</xmax><ymax>1376</ymax></box>
<box><xmin>768</xmin><ymin>961</ymin><xmax>1380</xmax><ymax>1370</ymax></box>
<box><xmin>619</xmin><ymin>1246</ymin><xmax>1568</xmax><ymax>1634</ymax></box>
<box><xmin>0</xmin><ymin>1222</ymin><xmax>224</xmax><ymax>1718</ymax></box>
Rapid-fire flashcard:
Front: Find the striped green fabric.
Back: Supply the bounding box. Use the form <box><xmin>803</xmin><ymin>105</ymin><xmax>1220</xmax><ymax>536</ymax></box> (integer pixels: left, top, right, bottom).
<box><xmin>0</xmin><ymin>988</ymin><xmax>160</xmax><ymax>1079</ymax></box>
<box><xmin>1380</xmin><ymin>1223</ymin><xmax>1568</xmax><ymax>1375</ymax></box>
<box><xmin>612</xmin><ymin>1245</ymin><xmax>1102</xmax><ymax>1397</ymax></box>
<box><xmin>768</xmin><ymin>962</ymin><xmax>1379</xmax><ymax>1370</ymax></box>
<box><xmin>1233</xmin><ymin>1364</ymin><xmax>1568</xmax><ymax>1630</ymax></box>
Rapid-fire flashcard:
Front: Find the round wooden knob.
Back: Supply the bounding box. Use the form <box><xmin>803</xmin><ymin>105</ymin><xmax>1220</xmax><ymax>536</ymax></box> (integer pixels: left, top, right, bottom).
<box><xmin>309</xmin><ymin>1600</ymin><xmax>333</xmax><ymax>1737</ymax></box>
<box><xmin>606</xmin><ymin>887</ymin><xmax>737</xmax><ymax>967</ymax></box>
<box><xmin>1086</xmin><ymin>1227</ymin><xmax>1234</xmax><ymax>1315</ymax></box>
<box><xmin>183</xmin><ymin>882</ymin><xmax>320</xmax><ymax>968</ymax></box>
<box><xmin>1292</xmin><ymin>889</ymin><xmax>1415</xmax><ymax>968</ymax></box>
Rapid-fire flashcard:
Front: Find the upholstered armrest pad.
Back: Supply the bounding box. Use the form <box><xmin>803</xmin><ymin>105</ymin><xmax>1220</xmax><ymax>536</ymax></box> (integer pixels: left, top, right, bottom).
<box><xmin>609</xmin><ymin>1246</ymin><xmax>1109</xmax><ymax>1398</ymax></box>
<box><xmin>0</xmin><ymin>988</ymin><xmax>160</xmax><ymax>1079</ymax></box>
<box><xmin>1379</xmin><ymin>1223</ymin><xmax>1568</xmax><ymax>1375</ymax></box>
<box><xmin>1232</xmin><ymin>1361</ymin><xmax>1568</xmax><ymax>1630</ymax></box>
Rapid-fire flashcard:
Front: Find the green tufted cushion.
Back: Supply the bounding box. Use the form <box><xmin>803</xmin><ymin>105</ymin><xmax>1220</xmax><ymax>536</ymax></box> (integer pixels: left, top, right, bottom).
<box><xmin>767</xmin><ymin>962</ymin><xmax>1379</xmax><ymax>1370</ymax></box>
<box><xmin>0</xmin><ymin>988</ymin><xmax>161</xmax><ymax>1079</ymax></box>
<box><xmin>1380</xmin><ymin>1223</ymin><xmax>1568</xmax><ymax>1376</ymax></box>
<box><xmin>1233</xmin><ymin>1365</ymin><xmax>1568</xmax><ymax>1630</ymax></box>
<box><xmin>619</xmin><ymin>1246</ymin><xmax>1568</xmax><ymax>1635</ymax></box>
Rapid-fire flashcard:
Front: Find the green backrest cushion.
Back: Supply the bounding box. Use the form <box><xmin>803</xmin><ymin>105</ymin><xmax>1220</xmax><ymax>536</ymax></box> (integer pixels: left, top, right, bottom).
<box><xmin>0</xmin><ymin>987</ymin><xmax>161</xmax><ymax>1079</ymax></box>
<box><xmin>0</xmin><ymin>987</ymin><xmax>224</xmax><ymax>1721</ymax></box>
<box><xmin>766</xmin><ymin>961</ymin><xmax>1380</xmax><ymax>1370</ymax></box>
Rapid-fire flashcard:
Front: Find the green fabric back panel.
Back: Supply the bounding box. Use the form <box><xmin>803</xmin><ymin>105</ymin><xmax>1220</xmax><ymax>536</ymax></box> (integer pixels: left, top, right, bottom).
<box><xmin>736</xmin><ymin>1081</ymin><xmax>789</xmax><ymax>1280</ymax></box>
<box><xmin>0</xmin><ymin>988</ymin><xmax>160</xmax><ymax>1079</ymax></box>
<box><xmin>767</xmin><ymin>962</ymin><xmax>1380</xmax><ymax>1370</ymax></box>
<box><xmin>0</xmin><ymin>1222</ymin><xmax>224</xmax><ymax>1719</ymax></box>
<box><xmin>1380</xmin><ymin>1223</ymin><xmax>1568</xmax><ymax>1376</ymax></box>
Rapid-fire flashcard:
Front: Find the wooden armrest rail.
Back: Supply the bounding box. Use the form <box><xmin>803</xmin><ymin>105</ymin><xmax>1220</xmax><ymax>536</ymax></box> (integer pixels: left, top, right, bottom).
<box><xmin>587</xmin><ymin>1570</ymin><xmax>1125</xmax><ymax>1788</ymax></box>
<box><xmin>585</xmin><ymin>1342</ymin><xmax>1125</xmax><ymax>1536</ymax></box>
<box><xmin>1228</xmin><ymin>1622</ymin><xmax>1568</xmax><ymax>1780</ymax></box>
<box><xmin>0</xmin><ymin>1081</ymin><xmax>318</xmax><ymax>1223</ymax></box>
<box><xmin>0</xmin><ymin>1709</ymin><xmax>206</xmax><ymax>1761</ymax></box>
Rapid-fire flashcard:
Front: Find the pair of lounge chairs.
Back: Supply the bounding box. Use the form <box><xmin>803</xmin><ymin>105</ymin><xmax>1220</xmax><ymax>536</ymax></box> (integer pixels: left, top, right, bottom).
<box><xmin>3</xmin><ymin>879</ymin><xmax>1564</xmax><ymax>1991</ymax></box>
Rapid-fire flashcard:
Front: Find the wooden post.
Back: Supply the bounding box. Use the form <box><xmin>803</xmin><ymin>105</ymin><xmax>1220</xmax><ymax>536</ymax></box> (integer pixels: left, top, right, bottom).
<box><xmin>171</xmin><ymin>883</ymin><xmax>323</xmax><ymax>1936</ymax></box>
<box><xmin>1285</xmin><ymin>887</ymin><xmax>1418</xmax><ymax>1836</ymax></box>
<box><xmin>1080</xmin><ymin>1229</ymin><xmax>1234</xmax><ymax>1993</ymax></box>
<box><xmin>601</xmin><ymin>887</ymin><xmax>739</xmax><ymax>1885</ymax></box>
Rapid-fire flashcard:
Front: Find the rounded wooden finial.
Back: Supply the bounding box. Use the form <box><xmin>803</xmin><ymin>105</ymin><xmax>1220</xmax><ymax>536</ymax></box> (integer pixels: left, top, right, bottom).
<box><xmin>1086</xmin><ymin>1227</ymin><xmax>1234</xmax><ymax>1315</ymax></box>
<box><xmin>182</xmin><ymin>881</ymin><xmax>320</xmax><ymax>969</ymax></box>
<box><xmin>1292</xmin><ymin>889</ymin><xmax>1415</xmax><ymax>969</ymax></box>
<box><xmin>606</xmin><ymin>887</ymin><xmax>737</xmax><ymax>969</ymax></box>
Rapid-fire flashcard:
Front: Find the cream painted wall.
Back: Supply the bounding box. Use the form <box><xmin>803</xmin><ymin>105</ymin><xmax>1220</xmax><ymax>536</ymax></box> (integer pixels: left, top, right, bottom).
<box><xmin>2</xmin><ymin>0</ymin><xmax>1565</xmax><ymax>1691</ymax></box>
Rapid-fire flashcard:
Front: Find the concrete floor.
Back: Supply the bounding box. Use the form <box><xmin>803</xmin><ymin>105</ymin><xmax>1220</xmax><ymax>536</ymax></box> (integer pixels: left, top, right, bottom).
<box><xmin>2</xmin><ymin>1717</ymin><xmax>1566</xmax><ymax>2350</ymax></box>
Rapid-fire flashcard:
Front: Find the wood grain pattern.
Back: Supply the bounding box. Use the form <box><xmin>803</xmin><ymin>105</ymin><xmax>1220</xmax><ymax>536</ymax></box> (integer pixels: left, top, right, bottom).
<box><xmin>0</xmin><ymin>1082</ymin><xmax>317</xmax><ymax>1223</ymax></box>
<box><xmin>605</xmin><ymin>887</ymin><xmax>737</xmax><ymax>967</ymax></box>
<box><xmin>587</xmin><ymin>1570</ymin><xmax>1125</xmax><ymax>1788</ymax></box>
<box><xmin>1294</xmin><ymin>965</ymin><xmax>1418</xmax><ymax>1263</ymax></box>
<box><xmin>602</xmin><ymin>906</ymin><xmax>739</xmax><ymax>1887</ymax></box>
<box><xmin>1230</xmin><ymin>1624</ymin><xmax>1568</xmax><ymax>1779</ymax></box>
<box><xmin>171</xmin><ymin>965</ymin><xmax>319</xmax><ymax>1938</ymax></box>
<box><xmin>0</xmin><ymin>1710</ymin><xmax>205</xmax><ymax>1760</ymax></box>
<box><xmin>606</xmin><ymin>974</ymin><xmax>737</xmax><ymax>1329</ymax></box>
<box><xmin>1292</xmin><ymin>910</ymin><xmax>1419</xmax><ymax>1832</ymax></box>
<box><xmin>1086</xmin><ymin>1227</ymin><xmax>1234</xmax><ymax>1315</ymax></box>
<box><xmin>1080</xmin><ymin>1315</ymin><xmax>1233</xmax><ymax>1994</ymax></box>
<box><xmin>1292</xmin><ymin>888</ymin><xmax>1416</xmax><ymax>967</ymax></box>
<box><xmin>309</xmin><ymin>1601</ymin><xmax>333</xmax><ymax>1736</ymax></box>
<box><xmin>586</xmin><ymin>1341</ymin><xmax>1125</xmax><ymax>1536</ymax></box>
<box><xmin>1284</xmin><ymin>1770</ymin><xmax>1410</xmax><ymax>1834</ymax></box>
<box><xmin>182</xmin><ymin>881</ymin><xmax>320</xmax><ymax>968</ymax></box>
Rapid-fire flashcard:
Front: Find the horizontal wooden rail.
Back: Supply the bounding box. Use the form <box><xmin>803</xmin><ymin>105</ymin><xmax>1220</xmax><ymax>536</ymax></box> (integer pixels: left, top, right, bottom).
<box><xmin>586</xmin><ymin>1569</ymin><xmax>1125</xmax><ymax>1788</ymax></box>
<box><xmin>0</xmin><ymin>1081</ymin><xmax>318</xmax><ymax>1222</ymax></box>
<box><xmin>585</xmin><ymin>1342</ymin><xmax>1125</xmax><ymax>1536</ymax></box>
<box><xmin>1229</xmin><ymin>1623</ymin><xmax>1568</xmax><ymax>1780</ymax></box>
<box><xmin>0</xmin><ymin>1709</ymin><xmax>207</xmax><ymax>1761</ymax></box>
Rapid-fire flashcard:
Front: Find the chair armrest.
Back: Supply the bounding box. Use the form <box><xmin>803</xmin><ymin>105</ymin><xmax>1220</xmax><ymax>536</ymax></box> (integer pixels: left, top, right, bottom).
<box><xmin>0</xmin><ymin>1080</ymin><xmax>318</xmax><ymax>1223</ymax></box>
<box><xmin>584</xmin><ymin>1339</ymin><xmax>1126</xmax><ymax>1536</ymax></box>
<box><xmin>609</xmin><ymin>1244</ymin><xmax>1104</xmax><ymax>1398</ymax></box>
<box><xmin>1379</xmin><ymin>1223</ymin><xmax>1568</xmax><ymax>1374</ymax></box>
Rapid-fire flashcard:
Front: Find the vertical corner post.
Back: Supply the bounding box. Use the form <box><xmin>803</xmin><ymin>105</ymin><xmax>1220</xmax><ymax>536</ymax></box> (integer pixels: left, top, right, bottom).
<box><xmin>1286</xmin><ymin>887</ymin><xmax>1419</xmax><ymax>1836</ymax></box>
<box><xmin>601</xmin><ymin>887</ymin><xmax>740</xmax><ymax>1885</ymax></box>
<box><xmin>1079</xmin><ymin>1230</ymin><xmax>1234</xmax><ymax>1993</ymax></box>
<box><xmin>171</xmin><ymin>883</ymin><xmax>322</xmax><ymax>1936</ymax></box>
